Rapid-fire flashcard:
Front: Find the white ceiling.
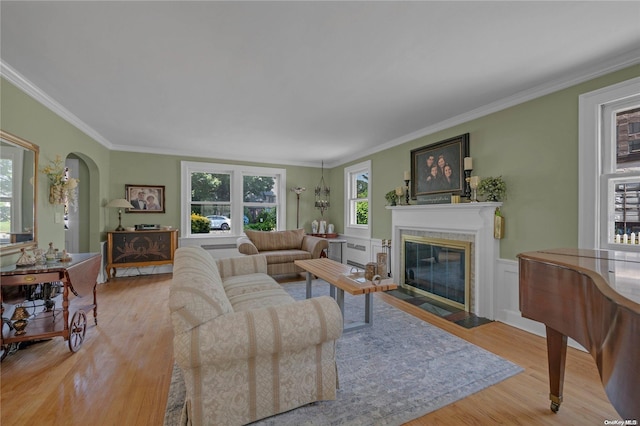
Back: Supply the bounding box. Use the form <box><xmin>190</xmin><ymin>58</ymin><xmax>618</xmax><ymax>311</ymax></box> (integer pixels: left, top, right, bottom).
<box><xmin>2</xmin><ymin>1</ymin><xmax>640</xmax><ymax>167</ymax></box>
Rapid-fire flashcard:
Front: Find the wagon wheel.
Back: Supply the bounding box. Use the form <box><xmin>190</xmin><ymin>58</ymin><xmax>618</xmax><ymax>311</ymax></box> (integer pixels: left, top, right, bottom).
<box><xmin>1</xmin><ymin>318</ymin><xmax>20</xmax><ymax>362</ymax></box>
<box><xmin>68</xmin><ymin>310</ymin><xmax>87</xmax><ymax>353</ymax></box>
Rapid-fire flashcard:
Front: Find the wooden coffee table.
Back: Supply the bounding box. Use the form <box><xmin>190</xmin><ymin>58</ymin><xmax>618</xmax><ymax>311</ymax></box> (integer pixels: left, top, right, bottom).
<box><xmin>294</xmin><ymin>258</ymin><xmax>397</xmax><ymax>331</ymax></box>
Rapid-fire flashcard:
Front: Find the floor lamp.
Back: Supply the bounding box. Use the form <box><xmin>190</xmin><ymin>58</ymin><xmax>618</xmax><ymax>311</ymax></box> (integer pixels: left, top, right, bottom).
<box><xmin>106</xmin><ymin>198</ymin><xmax>134</xmax><ymax>231</ymax></box>
<box><xmin>290</xmin><ymin>187</ymin><xmax>306</xmax><ymax>229</ymax></box>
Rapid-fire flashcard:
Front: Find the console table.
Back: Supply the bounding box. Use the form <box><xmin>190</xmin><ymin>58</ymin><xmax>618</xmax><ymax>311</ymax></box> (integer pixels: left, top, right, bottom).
<box><xmin>1</xmin><ymin>252</ymin><xmax>101</xmax><ymax>357</ymax></box>
<box><xmin>105</xmin><ymin>229</ymin><xmax>178</xmax><ymax>280</ymax></box>
<box><xmin>309</xmin><ymin>234</ymin><xmax>347</xmax><ymax>263</ymax></box>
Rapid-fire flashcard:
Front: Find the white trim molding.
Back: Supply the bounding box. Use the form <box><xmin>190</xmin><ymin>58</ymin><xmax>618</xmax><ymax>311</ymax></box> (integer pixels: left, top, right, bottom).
<box><xmin>578</xmin><ymin>76</ymin><xmax>640</xmax><ymax>249</ymax></box>
<box><xmin>389</xmin><ymin>202</ymin><xmax>501</xmax><ymax>320</ymax></box>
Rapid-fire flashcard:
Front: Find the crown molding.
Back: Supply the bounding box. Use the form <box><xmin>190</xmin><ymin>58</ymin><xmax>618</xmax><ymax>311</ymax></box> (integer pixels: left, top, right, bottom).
<box><xmin>0</xmin><ymin>60</ymin><xmax>327</xmax><ymax>167</ymax></box>
<box><xmin>330</xmin><ymin>48</ymin><xmax>640</xmax><ymax>168</ymax></box>
<box><xmin>3</xmin><ymin>47</ymin><xmax>640</xmax><ymax>169</ymax></box>
<box><xmin>0</xmin><ymin>60</ymin><xmax>114</xmax><ymax>149</ymax></box>
<box><xmin>110</xmin><ymin>143</ymin><xmax>323</xmax><ymax>168</ymax></box>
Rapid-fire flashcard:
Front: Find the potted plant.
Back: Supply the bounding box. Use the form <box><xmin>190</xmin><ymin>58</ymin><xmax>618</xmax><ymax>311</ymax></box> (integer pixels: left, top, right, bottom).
<box><xmin>478</xmin><ymin>176</ymin><xmax>507</xmax><ymax>202</ymax></box>
<box><xmin>385</xmin><ymin>190</ymin><xmax>398</xmax><ymax>206</ymax></box>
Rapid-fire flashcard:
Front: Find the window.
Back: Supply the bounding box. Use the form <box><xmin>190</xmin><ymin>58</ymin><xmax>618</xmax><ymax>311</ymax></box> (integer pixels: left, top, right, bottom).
<box><xmin>344</xmin><ymin>161</ymin><xmax>370</xmax><ymax>238</ymax></box>
<box><xmin>0</xmin><ymin>157</ymin><xmax>13</xmax><ymax>243</ymax></box>
<box><xmin>243</xmin><ymin>174</ymin><xmax>279</xmax><ymax>231</ymax></box>
<box><xmin>181</xmin><ymin>162</ymin><xmax>286</xmax><ymax>238</ymax></box>
<box><xmin>579</xmin><ymin>77</ymin><xmax>640</xmax><ymax>250</ymax></box>
<box><xmin>0</xmin><ymin>146</ymin><xmax>23</xmax><ymax>243</ymax></box>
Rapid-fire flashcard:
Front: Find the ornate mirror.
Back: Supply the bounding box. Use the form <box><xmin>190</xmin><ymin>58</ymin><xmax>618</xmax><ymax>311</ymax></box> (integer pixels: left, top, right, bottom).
<box><xmin>0</xmin><ymin>130</ymin><xmax>39</xmax><ymax>256</ymax></box>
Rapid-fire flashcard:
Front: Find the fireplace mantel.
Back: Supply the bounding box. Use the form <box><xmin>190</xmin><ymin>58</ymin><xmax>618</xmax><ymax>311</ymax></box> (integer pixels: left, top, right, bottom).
<box><xmin>389</xmin><ymin>202</ymin><xmax>502</xmax><ymax>319</ymax></box>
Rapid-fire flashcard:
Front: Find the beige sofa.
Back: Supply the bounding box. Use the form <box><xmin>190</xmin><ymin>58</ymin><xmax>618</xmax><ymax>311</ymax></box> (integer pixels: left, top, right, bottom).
<box><xmin>236</xmin><ymin>228</ymin><xmax>328</xmax><ymax>276</ymax></box>
<box><xmin>169</xmin><ymin>246</ymin><xmax>343</xmax><ymax>426</ymax></box>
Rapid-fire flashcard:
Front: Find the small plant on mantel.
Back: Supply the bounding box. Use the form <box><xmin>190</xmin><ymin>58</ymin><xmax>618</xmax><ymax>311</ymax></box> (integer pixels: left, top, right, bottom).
<box><xmin>385</xmin><ymin>190</ymin><xmax>398</xmax><ymax>206</ymax></box>
<box><xmin>478</xmin><ymin>176</ymin><xmax>507</xmax><ymax>202</ymax></box>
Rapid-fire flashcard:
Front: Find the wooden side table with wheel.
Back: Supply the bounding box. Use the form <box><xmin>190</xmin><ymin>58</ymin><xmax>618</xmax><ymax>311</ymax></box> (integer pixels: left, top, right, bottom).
<box><xmin>1</xmin><ymin>252</ymin><xmax>101</xmax><ymax>359</ymax></box>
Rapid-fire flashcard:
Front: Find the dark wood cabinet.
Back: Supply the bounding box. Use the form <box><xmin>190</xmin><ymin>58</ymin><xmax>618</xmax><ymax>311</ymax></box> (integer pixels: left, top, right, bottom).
<box><xmin>105</xmin><ymin>230</ymin><xmax>178</xmax><ymax>280</ymax></box>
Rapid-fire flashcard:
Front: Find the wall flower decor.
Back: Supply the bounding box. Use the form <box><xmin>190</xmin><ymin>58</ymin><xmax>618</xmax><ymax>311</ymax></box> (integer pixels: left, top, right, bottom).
<box><xmin>40</xmin><ymin>155</ymin><xmax>79</xmax><ymax>209</ymax></box>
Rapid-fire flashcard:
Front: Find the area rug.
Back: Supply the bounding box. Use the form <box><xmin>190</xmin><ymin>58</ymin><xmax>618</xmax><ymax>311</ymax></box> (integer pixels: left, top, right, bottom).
<box><xmin>164</xmin><ymin>280</ymin><xmax>522</xmax><ymax>426</ymax></box>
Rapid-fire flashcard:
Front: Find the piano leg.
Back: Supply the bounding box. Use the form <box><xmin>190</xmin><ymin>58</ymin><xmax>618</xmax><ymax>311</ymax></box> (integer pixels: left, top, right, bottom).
<box><xmin>546</xmin><ymin>326</ymin><xmax>567</xmax><ymax>413</ymax></box>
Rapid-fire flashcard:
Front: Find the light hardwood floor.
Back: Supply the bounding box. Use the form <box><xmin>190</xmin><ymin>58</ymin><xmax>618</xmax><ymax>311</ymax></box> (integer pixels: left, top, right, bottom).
<box><xmin>1</xmin><ymin>273</ymin><xmax>620</xmax><ymax>425</ymax></box>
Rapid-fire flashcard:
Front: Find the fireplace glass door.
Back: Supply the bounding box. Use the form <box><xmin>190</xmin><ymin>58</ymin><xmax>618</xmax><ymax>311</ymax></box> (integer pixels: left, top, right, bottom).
<box><xmin>401</xmin><ymin>235</ymin><xmax>470</xmax><ymax>311</ymax></box>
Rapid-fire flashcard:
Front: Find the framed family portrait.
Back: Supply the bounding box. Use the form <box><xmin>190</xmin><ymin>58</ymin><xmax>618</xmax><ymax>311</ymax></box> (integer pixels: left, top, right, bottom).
<box><xmin>411</xmin><ymin>133</ymin><xmax>470</xmax><ymax>198</ymax></box>
<box><xmin>125</xmin><ymin>184</ymin><xmax>165</xmax><ymax>213</ymax></box>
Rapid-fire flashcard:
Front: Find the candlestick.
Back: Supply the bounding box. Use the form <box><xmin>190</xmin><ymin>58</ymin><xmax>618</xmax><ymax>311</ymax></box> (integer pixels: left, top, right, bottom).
<box><xmin>404</xmin><ymin>179</ymin><xmax>410</xmax><ymax>205</ymax></box>
<box><xmin>469</xmin><ymin>176</ymin><xmax>479</xmax><ymax>202</ymax></box>
<box><xmin>464</xmin><ymin>170</ymin><xmax>472</xmax><ymax>199</ymax></box>
<box><xmin>464</xmin><ymin>157</ymin><xmax>473</xmax><ymax>171</ymax></box>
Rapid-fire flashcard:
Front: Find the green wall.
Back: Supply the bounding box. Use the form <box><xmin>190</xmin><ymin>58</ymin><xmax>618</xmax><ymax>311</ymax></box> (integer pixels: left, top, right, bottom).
<box><xmin>1</xmin><ymin>78</ymin><xmax>110</xmax><ymax>264</ymax></box>
<box><xmin>333</xmin><ymin>64</ymin><xmax>640</xmax><ymax>259</ymax></box>
<box><xmin>106</xmin><ymin>151</ymin><xmax>326</xmax><ymax>232</ymax></box>
<box><xmin>2</xmin><ymin>63</ymin><xmax>639</xmax><ymax>264</ymax></box>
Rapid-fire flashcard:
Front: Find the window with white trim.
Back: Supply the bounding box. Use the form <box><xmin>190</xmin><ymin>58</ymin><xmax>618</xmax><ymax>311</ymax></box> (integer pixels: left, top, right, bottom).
<box><xmin>0</xmin><ymin>146</ymin><xmax>23</xmax><ymax>242</ymax></box>
<box><xmin>579</xmin><ymin>77</ymin><xmax>640</xmax><ymax>251</ymax></box>
<box><xmin>181</xmin><ymin>162</ymin><xmax>286</xmax><ymax>237</ymax></box>
<box><xmin>344</xmin><ymin>161</ymin><xmax>370</xmax><ymax>238</ymax></box>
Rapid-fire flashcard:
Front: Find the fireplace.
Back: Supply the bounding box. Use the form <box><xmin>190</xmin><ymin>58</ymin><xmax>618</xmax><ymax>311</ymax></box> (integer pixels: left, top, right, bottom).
<box><xmin>389</xmin><ymin>202</ymin><xmax>501</xmax><ymax>319</ymax></box>
<box><xmin>402</xmin><ymin>235</ymin><xmax>471</xmax><ymax>312</ymax></box>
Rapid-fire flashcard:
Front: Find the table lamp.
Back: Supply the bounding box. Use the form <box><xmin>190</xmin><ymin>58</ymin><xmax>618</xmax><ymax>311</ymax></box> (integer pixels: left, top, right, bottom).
<box><xmin>106</xmin><ymin>198</ymin><xmax>134</xmax><ymax>231</ymax></box>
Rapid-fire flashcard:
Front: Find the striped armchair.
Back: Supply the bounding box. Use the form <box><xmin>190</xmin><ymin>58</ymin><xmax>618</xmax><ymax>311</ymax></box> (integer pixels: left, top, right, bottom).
<box><xmin>169</xmin><ymin>246</ymin><xmax>343</xmax><ymax>426</ymax></box>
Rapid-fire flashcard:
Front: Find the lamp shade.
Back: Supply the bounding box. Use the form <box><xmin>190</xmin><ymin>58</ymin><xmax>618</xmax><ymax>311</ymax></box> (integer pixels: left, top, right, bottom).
<box><xmin>106</xmin><ymin>198</ymin><xmax>134</xmax><ymax>209</ymax></box>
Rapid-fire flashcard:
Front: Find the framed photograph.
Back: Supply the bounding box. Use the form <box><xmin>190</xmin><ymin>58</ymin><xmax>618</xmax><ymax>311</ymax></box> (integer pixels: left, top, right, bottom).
<box><xmin>411</xmin><ymin>133</ymin><xmax>470</xmax><ymax>198</ymax></box>
<box><xmin>125</xmin><ymin>184</ymin><xmax>165</xmax><ymax>213</ymax></box>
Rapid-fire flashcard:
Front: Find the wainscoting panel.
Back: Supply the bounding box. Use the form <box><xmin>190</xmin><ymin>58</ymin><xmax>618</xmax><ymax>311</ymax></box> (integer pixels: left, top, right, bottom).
<box><xmin>495</xmin><ymin>258</ymin><xmax>585</xmax><ymax>351</ymax></box>
<box><xmin>495</xmin><ymin>259</ymin><xmax>545</xmax><ymax>336</ymax></box>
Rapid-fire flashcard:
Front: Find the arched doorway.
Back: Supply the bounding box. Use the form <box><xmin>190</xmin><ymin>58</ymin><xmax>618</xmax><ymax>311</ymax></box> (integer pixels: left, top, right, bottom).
<box><xmin>65</xmin><ymin>153</ymin><xmax>98</xmax><ymax>253</ymax></box>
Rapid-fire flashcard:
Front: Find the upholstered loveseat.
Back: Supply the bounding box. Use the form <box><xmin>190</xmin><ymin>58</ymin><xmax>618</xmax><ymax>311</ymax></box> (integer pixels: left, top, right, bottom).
<box><xmin>169</xmin><ymin>246</ymin><xmax>343</xmax><ymax>426</ymax></box>
<box><xmin>236</xmin><ymin>228</ymin><xmax>328</xmax><ymax>276</ymax></box>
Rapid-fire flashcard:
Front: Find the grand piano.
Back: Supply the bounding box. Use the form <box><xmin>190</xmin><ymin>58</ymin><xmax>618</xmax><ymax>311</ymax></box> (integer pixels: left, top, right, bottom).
<box><xmin>519</xmin><ymin>248</ymin><xmax>639</xmax><ymax>420</ymax></box>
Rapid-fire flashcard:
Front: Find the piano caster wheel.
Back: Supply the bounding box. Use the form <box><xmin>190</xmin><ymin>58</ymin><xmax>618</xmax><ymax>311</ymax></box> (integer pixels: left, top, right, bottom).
<box><xmin>550</xmin><ymin>402</ymin><xmax>560</xmax><ymax>413</ymax></box>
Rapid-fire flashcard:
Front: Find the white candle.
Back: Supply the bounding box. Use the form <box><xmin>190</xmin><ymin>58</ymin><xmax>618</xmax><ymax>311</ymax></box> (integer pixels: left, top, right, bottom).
<box><xmin>404</xmin><ymin>171</ymin><xmax>410</xmax><ymax>181</ymax></box>
<box><xmin>464</xmin><ymin>157</ymin><xmax>473</xmax><ymax>170</ymax></box>
<box><xmin>615</xmin><ymin>234</ymin><xmax>621</xmax><ymax>244</ymax></box>
<box><xmin>623</xmin><ymin>234</ymin><xmax>628</xmax><ymax>244</ymax></box>
<box><xmin>631</xmin><ymin>232</ymin><xmax>636</xmax><ymax>244</ymax></box>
